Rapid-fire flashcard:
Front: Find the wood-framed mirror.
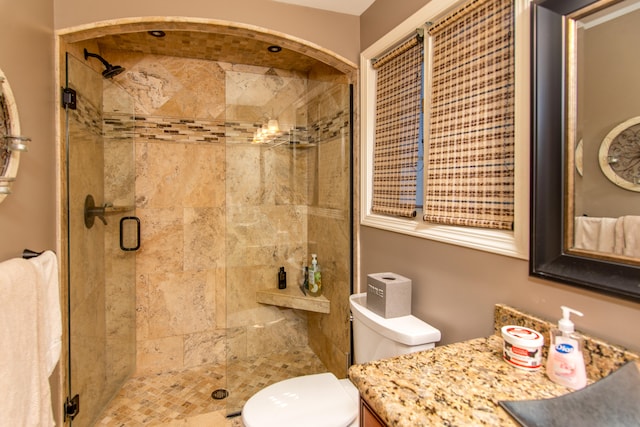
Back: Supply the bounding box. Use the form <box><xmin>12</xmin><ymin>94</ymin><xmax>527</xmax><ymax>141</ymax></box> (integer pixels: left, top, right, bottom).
<box><xmin>531</xmin><ymin>0</ymin><xmax>640</xmax><ymax>300</ymax></box>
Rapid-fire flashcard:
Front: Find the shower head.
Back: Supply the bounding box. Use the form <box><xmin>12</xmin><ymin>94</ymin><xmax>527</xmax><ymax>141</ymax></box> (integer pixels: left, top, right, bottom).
<box><xmin>83</xmin><ymin>48</ymin><xmax>126</xmax><ymax>79</ymax></box>
<box><xmin>101</xmin><ymin>64</ymin><xmax>125</xmax><ymax>79</ymax></box>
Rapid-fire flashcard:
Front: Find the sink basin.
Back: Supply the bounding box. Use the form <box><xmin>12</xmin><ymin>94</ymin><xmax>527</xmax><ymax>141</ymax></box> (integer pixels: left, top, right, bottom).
<box><xmin>499</xmin><ymin>361</ymin><xmax>640</xmax><ymax>427</ymax></box>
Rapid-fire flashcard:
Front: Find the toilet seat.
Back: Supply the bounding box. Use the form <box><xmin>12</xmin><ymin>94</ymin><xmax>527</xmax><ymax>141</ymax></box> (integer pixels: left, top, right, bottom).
<box><xmin>242</xmin><ymin>373</ymin><xmax>359</xmax><ymax>427</ymax></box>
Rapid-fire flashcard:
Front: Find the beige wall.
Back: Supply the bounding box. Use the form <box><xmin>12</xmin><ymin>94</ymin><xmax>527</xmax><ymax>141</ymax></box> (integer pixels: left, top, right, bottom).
<box><xmin>360</xmin><ymin>0</ymin><xmax>427</xmax><ymax>50</ymax></box>
<box><xmin>359</xmin><ymin>0</ymin><xmax>640</xmax><ymax>353</ymax></box>
<box><xmin>0</xmin><ymin>0</ymin><xmax>57</xmax><ymax>261</ymax></box>
<box><xmin>53</xmin><ymin>0</ymin><xmax>360</xmax><ymax>64</ymax></box>
<box><xmin>0</xmin><ymin>0</ymin><xmax>59</xmax><ymax>423</ymax></box>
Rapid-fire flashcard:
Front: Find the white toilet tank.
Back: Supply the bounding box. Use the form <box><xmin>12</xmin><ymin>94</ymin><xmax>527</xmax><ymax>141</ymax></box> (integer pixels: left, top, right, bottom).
<box><xmin>350</xmin><ymin>292</ymin><xmax>441</xmax><ymax>364</ymax></box>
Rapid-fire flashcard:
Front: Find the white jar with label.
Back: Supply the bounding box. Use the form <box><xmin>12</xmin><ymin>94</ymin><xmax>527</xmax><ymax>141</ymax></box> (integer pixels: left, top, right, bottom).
<box><xmin>501</xmin><ymin>325</ymin><xmax>544</xmax><ymax>371</ymax></box>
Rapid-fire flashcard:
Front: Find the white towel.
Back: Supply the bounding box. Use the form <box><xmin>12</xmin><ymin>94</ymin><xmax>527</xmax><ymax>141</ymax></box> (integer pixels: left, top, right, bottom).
<box><xmin>614</xmin><ymin>216</ymin><xmax>640</xmax><ymax>258</ymax></box>
<box><xmin>29</xmin><ymin>251</ymin><xmax>62</xmax><ymax>375</ymax></box>
<box><xmin>574</xmin><ymin>217</ymin><xmax>617</xmax><ymax>253</ymax></box>
<box><xmin>0</xmin><ymin>251</ymin><xmax>61</xmax><ymax>427</ymax></box>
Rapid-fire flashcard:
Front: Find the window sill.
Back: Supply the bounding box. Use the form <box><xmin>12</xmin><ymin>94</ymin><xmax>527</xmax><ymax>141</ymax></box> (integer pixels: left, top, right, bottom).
<box><xmin>361</xmin><ymin>212</ymin><xmax>528</xmax><ymax>260</ymax></box>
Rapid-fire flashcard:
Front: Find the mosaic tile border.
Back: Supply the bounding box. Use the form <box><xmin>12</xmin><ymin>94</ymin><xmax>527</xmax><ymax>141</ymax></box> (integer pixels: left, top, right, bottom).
<box><xmin>103</xmin><ymin>111</ymin><xmax>348</xmax><ymax>146</ymax></box>
<box><xmin>70</xmin><ymin>89</ymin><xmax>102</xmax><ymax>137</ymax></box>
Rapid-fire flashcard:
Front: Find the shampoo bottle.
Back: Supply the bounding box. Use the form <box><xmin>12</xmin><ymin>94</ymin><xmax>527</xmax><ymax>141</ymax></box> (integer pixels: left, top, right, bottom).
<box><xmin>308</xmin><ymin>254</ymin><xmax>322</xmax><ymax>296</ymax></box>
<box><xmin>546</xmin><ymin>306</ymin><xmax>587</xmax><ymax>389</ymax></box>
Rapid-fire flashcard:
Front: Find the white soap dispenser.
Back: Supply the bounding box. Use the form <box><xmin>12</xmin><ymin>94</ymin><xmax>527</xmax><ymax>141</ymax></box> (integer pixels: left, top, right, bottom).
<box><xmin>546</xmin><ymin>306</ymin><xmax>587</xmax><ymax>389</ymax></box>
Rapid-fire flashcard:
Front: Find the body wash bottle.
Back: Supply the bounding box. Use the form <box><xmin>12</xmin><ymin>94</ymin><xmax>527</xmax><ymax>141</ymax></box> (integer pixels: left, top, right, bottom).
<box><xmin>308</xmin><ymin>254</ymin><xmax>322</xmax><ymax>296</ymax></box>
<box><xmin>546</xmin><ymin>306</ymin><xmax>587</xmax><ymax>390</ymax></box>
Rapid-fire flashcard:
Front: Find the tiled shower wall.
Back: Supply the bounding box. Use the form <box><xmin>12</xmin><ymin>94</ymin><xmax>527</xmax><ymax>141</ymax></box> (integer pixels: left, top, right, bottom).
<box><xmin>306</xmin><ymin>79</ymin><xmax>352</xmax><ymax>377</ymax></box>
<box><xmin>104</xmin><ymin>52</ymin><xmax>229</xmax><ymax>375</ymax></box>
<box><xmin>224</xmin><ymin>68</ymin><xmax>311</xmax><ymax>366</ymax></box>
<box><xmin>102</xmin><ymin>50</ymin><xmax>351</xmax><ymax>376</ymax></box>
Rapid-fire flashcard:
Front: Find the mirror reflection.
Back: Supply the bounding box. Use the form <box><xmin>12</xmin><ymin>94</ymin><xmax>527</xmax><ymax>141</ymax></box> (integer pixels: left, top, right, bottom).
<box><xmin>568</xmin><ymin>0</ymin><xmax>640</xmax><ymax>262</ymax></box>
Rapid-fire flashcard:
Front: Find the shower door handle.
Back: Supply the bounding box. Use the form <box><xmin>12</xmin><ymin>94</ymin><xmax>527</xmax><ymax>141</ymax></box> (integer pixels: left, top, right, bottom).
<box><xmin>120</xmin><ymin>216</ymin><xmax>141</xmax><ymax>251</ymax></box>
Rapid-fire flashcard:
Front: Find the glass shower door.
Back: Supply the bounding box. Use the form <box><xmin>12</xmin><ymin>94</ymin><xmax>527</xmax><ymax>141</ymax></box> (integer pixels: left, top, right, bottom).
<box><xmin>64</xmin><ymin>52</ymin><xmax>137</xmax><ymax>426</ymax></box>
<box><xmin>224</xmin><ymin>68</ymin><xmax>353</xmax><ymax>416</ymax></box>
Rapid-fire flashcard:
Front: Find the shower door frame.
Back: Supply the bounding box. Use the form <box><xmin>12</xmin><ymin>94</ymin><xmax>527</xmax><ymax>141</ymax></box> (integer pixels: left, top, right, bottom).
<box><xmin>63</xmin><ymin>51</ymin><xmax>138</xmax><ymax>426</ymax></box>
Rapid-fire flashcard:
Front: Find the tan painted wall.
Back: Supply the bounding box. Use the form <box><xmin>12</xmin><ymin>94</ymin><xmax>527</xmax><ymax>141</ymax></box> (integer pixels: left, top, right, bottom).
<box><xmin>53</xmin><ymin>0</ymin><xmax>360</xmax><ymax>64</ymax></box>
<box><xmin>0</xmin><ymin>0</ymin><xmax>57</xmax><ymax>261</ymax></box>
<box><xmin>359</xmin><ymin>0</ymin><xmax>640</xmax><ymax>353</ymax></box>
<box><xmin>0</xmin><ymin>0</ymin><xmax>59</xmax><ymax>423</ymax></box>
<box><xmin>360</xmin><ymin>0</ymin><xmax>427</xmax><ymax>50</ymax></box>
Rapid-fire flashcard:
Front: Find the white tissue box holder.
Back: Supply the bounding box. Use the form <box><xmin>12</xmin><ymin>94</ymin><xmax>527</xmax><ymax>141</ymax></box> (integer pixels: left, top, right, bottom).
<box><xmin>366</xmin><ymin>272</ymin><xmax>412</xmax><ymax>318</ymax></box>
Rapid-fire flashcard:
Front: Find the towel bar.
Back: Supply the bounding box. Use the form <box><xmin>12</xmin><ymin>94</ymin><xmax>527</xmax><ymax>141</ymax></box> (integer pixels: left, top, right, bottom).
<box><xmin>22</xmin><ymin>249</ymin><xmax>44</xmax><ymax>259</ymax></box>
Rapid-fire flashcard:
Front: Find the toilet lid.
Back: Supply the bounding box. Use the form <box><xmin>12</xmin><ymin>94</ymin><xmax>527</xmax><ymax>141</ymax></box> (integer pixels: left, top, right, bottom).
<box><xmin>242</xmin><ymin>373</ymin><xmax>358</xmax><ymax>427</ymax></box>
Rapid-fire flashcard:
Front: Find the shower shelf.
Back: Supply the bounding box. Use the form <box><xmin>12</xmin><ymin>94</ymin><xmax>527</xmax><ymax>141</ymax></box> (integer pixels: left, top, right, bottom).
<box><xmin>256</xmin><ymin>286</ymin><xmax>330</xmax><ymax>313</ymax></box>
<box><xmin>285</xmin><ymin>142</ymin><xmax>317</xmax><ymax>149</ymax></box>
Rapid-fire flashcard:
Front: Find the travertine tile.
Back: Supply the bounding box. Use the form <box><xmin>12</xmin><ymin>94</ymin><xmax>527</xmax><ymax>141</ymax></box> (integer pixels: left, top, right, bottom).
<box><xmin>136</xmin><ymin>336</ymin><xmax>184</xmax><ymax>376</ymax></box>
<box><xmin>182</xmin><ymin>144</ymin><xmax>226</xmax><ymax>208</ymax></box>
<box><xmin>246</xmin><ymin>308</ymin><xmax>308</xmax><ymax>357</ymax></box>
<box><xmin>135</xmin><ymin>206</ymin><xmax>184</xmax><ymax>275</ymax></box>
<box><xmin>96</xmin><ymin>346</ymin><xmax>327</xmax><ymax>426</ymax></box>
<box><xmin>224</xmin><ymin>145</ymin><xmax>266</xmax><ymax>206</ymax></box>
<box><xmin>184</xmin><ymin>207</ymin><xmax>225</xmax><ymax>272</ymax></box>
<box><xmin>184</xmin><ymin>329</ymin><xmax>226</xmax><ymax>367</ymax></box>
<box><xmin>67</xmin><ymin>22</ymin><xmax>354</xmax><ymax>422</ymax></box>
<box><xmin>69</xmin><ymin>21</ymin><xmax>357</xmax><ymax>75</ymax></box>
<box><xmin>135</xmin><ymin>142</ymin><xmax>190</xmax><ymax>209</ymax></box>
<box><xmin>225</xmin><ymin>346</ymin><xmax>328</xmax><ymax>415</ymax></box>
<box><xmin>225</xmin><ymin>326</ymin><xmax>247</xmax><ymax>362</ymax></box>
<box><xmin>142</xmin><ymin>270</ymin><xmax>215</xmax><ymax>338</ymax></box>
<box><xmin>97</xmin><ymin>363</ymin><xmax>225</xmax><ymax>426</ymax></box>
<box><xmin>98</xmin><ymin>37</ymin><xmax>350</xmax><ymax>382</ymax></box>
<box><xmin>213</xmin><ymin>268</ymin><xmax>226</xmax><ymax>328</ymax></box>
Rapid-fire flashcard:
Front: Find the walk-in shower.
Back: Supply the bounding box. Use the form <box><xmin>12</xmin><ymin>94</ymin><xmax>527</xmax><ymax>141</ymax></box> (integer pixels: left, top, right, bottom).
<box><xmin>60</xmin><ymin>20</ymin><xmax>355</xmax><ymax>426</ymax></box>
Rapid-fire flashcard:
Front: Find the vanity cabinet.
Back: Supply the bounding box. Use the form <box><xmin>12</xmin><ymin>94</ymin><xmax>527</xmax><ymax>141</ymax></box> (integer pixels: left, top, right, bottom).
<box><xmin>360</xmin><ymin>398</ymin><xmax>387</xmax><ymax>427</ymax></box>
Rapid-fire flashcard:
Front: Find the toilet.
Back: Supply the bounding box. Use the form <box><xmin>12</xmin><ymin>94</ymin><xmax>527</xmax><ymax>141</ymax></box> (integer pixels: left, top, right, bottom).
<box><xmin>241</xmin><ymin>292</ymin><xmax>441</xmax><ymax>427</ymax></box>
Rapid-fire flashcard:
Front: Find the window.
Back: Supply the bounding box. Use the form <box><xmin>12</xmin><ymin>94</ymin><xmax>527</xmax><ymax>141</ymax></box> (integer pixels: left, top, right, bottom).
<box><xmin>371</xmin><ymin>35</ymin><xmax>423</xmax><ymax>218</ymax></box>
<box><xmin>424</xmin><ymin>0</ymin><xmax>515</xmax><ymax>230</ymax></box>
<box><xmin>360</xmin><ymin>0</ymin><xmax>529</xmax><ymax>259</ymax></box>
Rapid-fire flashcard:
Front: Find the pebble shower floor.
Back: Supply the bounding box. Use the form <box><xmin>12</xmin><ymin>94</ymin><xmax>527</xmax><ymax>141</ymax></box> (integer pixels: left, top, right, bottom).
<box><xmin>95</xmin><ymin>346</ymin><xmax>327</xmax><ymax>426</ymax></box>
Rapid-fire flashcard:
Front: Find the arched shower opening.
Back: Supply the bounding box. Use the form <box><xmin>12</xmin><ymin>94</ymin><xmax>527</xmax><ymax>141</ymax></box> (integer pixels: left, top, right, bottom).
<box><xmin>58</xmin><ymin>18</ymin><xmax>355</xmax><ymax>425</ymax></box>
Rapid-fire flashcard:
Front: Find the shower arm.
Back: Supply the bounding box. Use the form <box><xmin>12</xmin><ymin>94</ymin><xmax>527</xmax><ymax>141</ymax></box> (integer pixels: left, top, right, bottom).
<box><xmin>83</xmin><ymin>49</ymin><xmax>111</xmax><ymax>69</ymax></box>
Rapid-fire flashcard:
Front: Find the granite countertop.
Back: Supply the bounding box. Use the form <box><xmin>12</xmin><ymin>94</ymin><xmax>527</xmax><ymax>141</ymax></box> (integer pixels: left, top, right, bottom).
<box><xmin>349</xmin><ymin>334</ymin><xmax>571</xmax><ymax>426</ymax></box>
<box><xmin>348</xmin><ymin>305</ymin><xmax>639</xmax><ymax>427</ymax></box>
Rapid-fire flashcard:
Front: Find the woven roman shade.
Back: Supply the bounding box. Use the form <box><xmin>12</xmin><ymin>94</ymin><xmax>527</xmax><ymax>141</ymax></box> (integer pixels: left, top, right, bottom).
<box><xmin>423</xmin><ymin>0</ymin><xmax>515</xmax><ymax>230</ymax></box>
<box><xmin>371</xmin><ymin>35</ymin><xmax>423</xmax><ymax>218</ymax></box>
